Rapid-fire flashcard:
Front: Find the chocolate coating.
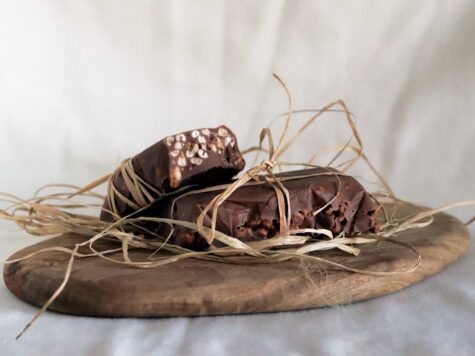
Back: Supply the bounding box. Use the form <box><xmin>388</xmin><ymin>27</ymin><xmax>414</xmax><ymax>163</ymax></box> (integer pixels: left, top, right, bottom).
<box><xmin>156</xmin><ymin>167</ymin><xmax>379</xmax><ymax>249</ymax></box>
<box><xmin>101</xmin><ymin>126</ymin><xmax>245</xmax><ymax>221</ymax></box>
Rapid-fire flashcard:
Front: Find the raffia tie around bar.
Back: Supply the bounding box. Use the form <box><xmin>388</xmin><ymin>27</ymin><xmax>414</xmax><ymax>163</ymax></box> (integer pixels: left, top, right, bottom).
<box><xmin>107</xmin><ymin>158</ymin><xmax>161</xmax><ymax>217</ymax></box>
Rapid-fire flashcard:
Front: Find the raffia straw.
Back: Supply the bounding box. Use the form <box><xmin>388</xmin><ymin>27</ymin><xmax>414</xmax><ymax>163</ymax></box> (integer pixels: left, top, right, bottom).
<box><xmin>14</xmin><ymin>243</ymin><xmax>79</xmax><ymax>340</ymax></box>
<box><xmin>466</xmin><ymin>215</ymin><xmax>475</xmax><ymax>226</ymax></box>
<box><xmin>1</xmin><ymin>74</ymin><xmax>473</xmax><ymax>339</ymax></box>
<box><xmin>381</xmin><ymin>200</ymin><xmax>475</xmax><ymax>237</ymax></box>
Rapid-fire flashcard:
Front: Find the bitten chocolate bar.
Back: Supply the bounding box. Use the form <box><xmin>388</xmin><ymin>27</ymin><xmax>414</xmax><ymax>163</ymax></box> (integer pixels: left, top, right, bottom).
<box><xmin>101</xmin><ymin>126</ymin><xmax>245</xmax><ymax>221</ymax></box>
<box><xmin>157</xmin><ymin>168</ymin><xmax>378</xmax><ymax>249</ymax></box>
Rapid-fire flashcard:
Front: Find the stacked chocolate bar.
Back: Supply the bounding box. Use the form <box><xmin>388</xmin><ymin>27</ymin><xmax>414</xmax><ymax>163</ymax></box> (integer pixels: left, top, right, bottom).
<box><xmin>101</xmin><ymin>126</ymin><xmax>245</xmax><ymax>221</ymax></box>
<box><xmin>101</xmin><ymin>126</ymin><xmax>378</xmax><ymax>249</ymax></box>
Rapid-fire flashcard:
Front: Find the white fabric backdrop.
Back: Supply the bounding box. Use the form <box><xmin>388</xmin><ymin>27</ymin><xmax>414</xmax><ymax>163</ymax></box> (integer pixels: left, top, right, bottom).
<box><xmin>0</xmin><ymin>1</ymin><xmax>474</xmax><ymax>355</ymax></box>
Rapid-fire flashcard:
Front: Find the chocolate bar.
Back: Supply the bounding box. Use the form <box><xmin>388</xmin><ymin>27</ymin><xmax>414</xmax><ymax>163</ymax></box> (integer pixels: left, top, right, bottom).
<box><xmin>157</xmin><ymin>167</ymin><xmax>378</xmax><ymax>249</ymax></box>
<box><xmin>101</xmin><ymin>126</ymin><xmax>245</xmax><ymax>221</ymax></box>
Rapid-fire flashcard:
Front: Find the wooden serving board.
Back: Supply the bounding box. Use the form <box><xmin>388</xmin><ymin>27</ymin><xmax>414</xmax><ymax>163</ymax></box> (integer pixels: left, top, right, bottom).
<box><xmin>3</xmin><ymin>203</ymin><xmax>471</xmax><ymax>317</ymax></box>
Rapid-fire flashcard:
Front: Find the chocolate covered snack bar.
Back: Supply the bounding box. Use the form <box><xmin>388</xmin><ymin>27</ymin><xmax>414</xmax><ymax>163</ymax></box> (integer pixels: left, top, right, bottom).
<box><xmin>101</xmin><ymin>126</ymin><xmax>245</xmax><ymax>221</ymax></box>
<box><xmin>158</xmin><ymin>167</ymin><xmax>378</xmax><ymax>249</ymax></box>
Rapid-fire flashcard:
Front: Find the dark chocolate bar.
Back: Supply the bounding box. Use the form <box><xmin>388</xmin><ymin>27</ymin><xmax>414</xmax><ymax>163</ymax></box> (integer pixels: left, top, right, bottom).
<box><xmin>101</xmin><ymin>126</ymin><xmax>245</xmax><ymax>221</ymax></box>
<box><xmin>156</xmin><ymin>167</ymin><xmax>378</xmax><ymax>249</ymax></box>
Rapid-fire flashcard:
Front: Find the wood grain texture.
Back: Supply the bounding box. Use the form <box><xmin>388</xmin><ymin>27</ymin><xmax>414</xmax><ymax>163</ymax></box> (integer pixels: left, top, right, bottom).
<box><xmin>3</xmin><ymin>203</ymin><xmax>471</xmax><ymax>317</ymax></box>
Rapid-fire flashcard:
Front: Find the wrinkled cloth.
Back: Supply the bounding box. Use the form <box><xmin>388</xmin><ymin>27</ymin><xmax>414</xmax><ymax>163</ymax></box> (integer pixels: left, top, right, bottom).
<box><xmin>0</xmin><ymin>1</ymin><xmax>474</xmax><ymax>355</ymax></box>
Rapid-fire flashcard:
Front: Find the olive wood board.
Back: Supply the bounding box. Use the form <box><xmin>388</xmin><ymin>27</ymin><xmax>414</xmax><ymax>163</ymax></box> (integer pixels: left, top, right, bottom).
<box><xmin>3</xmin><ymin>202</ymin><xmax>470</xmax><ymax>317</ymax></box>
